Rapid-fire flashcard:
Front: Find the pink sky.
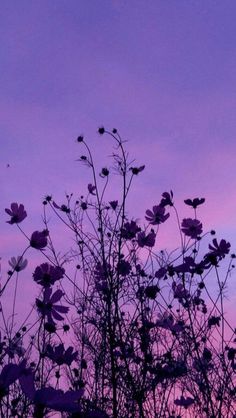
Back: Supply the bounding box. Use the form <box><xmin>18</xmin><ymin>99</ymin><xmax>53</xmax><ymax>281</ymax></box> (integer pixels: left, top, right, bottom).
<box><xmin>1</xmin><ymin>1</ymin><xmax>236</xmax><ymax>323</ymax></box>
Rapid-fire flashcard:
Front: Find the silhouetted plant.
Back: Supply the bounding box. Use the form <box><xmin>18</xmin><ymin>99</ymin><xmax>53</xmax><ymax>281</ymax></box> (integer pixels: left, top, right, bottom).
<box><xmin>1</xmin><ymin>128</ymin><xmax>236</xmax><ymax>417</ymax></box>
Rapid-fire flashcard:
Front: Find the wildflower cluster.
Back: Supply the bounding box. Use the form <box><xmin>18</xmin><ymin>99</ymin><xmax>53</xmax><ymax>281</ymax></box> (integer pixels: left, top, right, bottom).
<box><xmin>1</xmin><ymin>128</ymin><xmax>236</xmax><ymax>417</ymax></box>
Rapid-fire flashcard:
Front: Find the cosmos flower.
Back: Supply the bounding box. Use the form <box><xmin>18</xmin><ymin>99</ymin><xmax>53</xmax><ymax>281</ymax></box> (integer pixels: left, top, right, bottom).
<box><xmin>20</xmin><ymin>369</ymin><xmax>83</xmax><ymax>414</ymax></box>
<box><xmin>88</xmin><ymin>183</ymin><xmax>96</xmax><ymax>195</ymax></box>
<box><xmin>33</xmin><ymin>263</ymin><xmax>65</xmax><ymax>287</ymax></box>
<box><xmin>117</xmin><ymin>259</ymin><xmax>131</xmax><ymax>276</ymax></box>
<box><xmin>109</xmin><ymin>200</ymin><xmax>118</xmax><ymax>210</ymax></box>
<box><xmin>36</xmin><ymin>288</ymin><xmax>69</xmax><ymax>324</ymax></box>
<box><xmin>121</xmin><ymin>220</ymin><xmax>140</xmax><ymax>239</ymax></box>
<box><xmin>181</xmin><ymin>218</ymin><xmax>203</xmax><ymax>239</ymax></box>
<box><xmin>184</xmin><ymin>197</ymin><xmax>205</xmax><ymax>209</ymax></box>
<box><xmin>5</xmin><ymin>203</ymin><xmax>27</xmax><ymax>224</ymax></box>
<box><xmin>145</xmin><ymin>205</ymin><xmax>170</xmax><ymax>225</ymax></box>
<box><xmin>0</xmin><ymin>361</ymin><xmax>26</xmax><ymax>399</ymax></box>
<box><xmin>30</xmin><ymin>230</ymin><xmax>49</xmax><ymax>249</ymax></box>
<box><xmin>45</xmin><ymin>343</ymin><xmax>78</xmax><ymax>366</ymax></box>
<box><xmin>137</xmin><ymin>231</ymin><xmax>156</xmax><ymax>248</ymax></box>
<box><xmin>8</xmin><ymin>256</ymin><xmax>28</xmax><ymax>272</ymax></box>
<box><xmin>174</xmin><ymin>395</ymin><xmax>194</xmax><ymax>408</ymax></box>
<box><xmin>208</xmin><ymin>238</ymin><xmax>231</xmax><ymax>259</ymax></box>
<box><xmin>160</xmin><ymin>191</ymin><xmax>174</xmax><ymax>207</ymax></box>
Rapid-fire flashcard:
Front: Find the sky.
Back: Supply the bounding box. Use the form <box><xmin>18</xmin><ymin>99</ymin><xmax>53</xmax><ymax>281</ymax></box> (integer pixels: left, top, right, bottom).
<box><xmin>1</xmin><ymin>1</ymin><xmax>236</xmax><ymax>319</ymax></box>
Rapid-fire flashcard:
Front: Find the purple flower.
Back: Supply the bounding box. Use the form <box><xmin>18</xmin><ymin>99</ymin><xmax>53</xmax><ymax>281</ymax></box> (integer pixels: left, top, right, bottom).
<box><xmin>130</xmin><ymin>165</ymin><xmax>145</xmax><ymax>175</ymax></box>
<box><xmin>5</xmin><ymin>203</ymin><xmax>27</xmax><ymax>224</ymax></box>
<box><xmin>184</xmin><ymin>197</ymin><xmax>205</xmax><ymax>209</ymax></box>
<box><xmin>88</xmin><ymin>183</ymin><xmax>96</xmax><ymax>195</ymax></box>
<box><xmin>36</xmin><ymin>288</ymin><xmax>69</xmax><ymax>324</ymax></box>
<box><xmin>121</xmin><ymin>220</ymin><xmax>140</xmax><ymax>239</ymax></box>
<box><xmin>33</xmin><ymin>263</ymin><xmax>65</xmax><ymax>287</ymax></box>
<box><xmin>174</xmin><ymin>395</ymin><xmax>194</xmax><ymax>409</ymax></box>
<box><xmin>0</xmin><ymin>361</ymin><xmax>26</xmax><ymax>399</ymax></box>
<box><xmin>137</xmin><ymin>231</ymin><xmax>156</xmax><ymax>248</ymax></box>
<box><xmin>9</xmin><ymin>255</ymin><xmax>28</xmax><ymax>272</ymax></box>
<box><xmin>30</xmin><ymin>229</ymin><xmax>49</xmax><ymax>249</ymax></box>
<box><xmin>156</xmin><ymin>312</ymin><xmax>174</xmax><ymax>330</ymax></box>
<box><xmin>181</xmin><ymin>218</ymin><xmax>202</xmax><ymax>239</ymax></box>
<box><xmin>46</xmin><ymin>343</ymin><xmax>77</xmax><ymax>366</ymax></box>
<box><xmin>20</xmin><ymin>370</ymin><xmax>83</xmax><ymax>413</ymax></box>
<box><xmin>145</xmin><ymin>205</ymin><xmax>170</xmax><ymax>225</ymax></box>
<box><xmin>117</xmin><ymin>259</ymin><xmax>131</xmax><ymax>276</ymax></box>
<box><xmin>208</xmin><ymin>238</ymin><xmax>231</xmax><ymax>259</ymax></box>
<box><xmin>172</xmin><ymin>282</ymin><xmax>190</xmax><ymax>300</ymax></box>
<box><xmin>109</xmin><ymin>200</ymin><xmax>118</xmax><ymax>210</ymax></box>
<box><xmin>160</xmin><ymin>191</ymin><xmax>174</xmax><ymax>207</ymax></box>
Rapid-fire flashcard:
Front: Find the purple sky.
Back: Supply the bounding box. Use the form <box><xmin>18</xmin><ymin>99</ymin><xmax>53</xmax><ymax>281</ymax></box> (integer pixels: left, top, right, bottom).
<box><xmin>1</xmin><ymin>1</ymin><xmax>236</xmax><ymax>317</ymax></box>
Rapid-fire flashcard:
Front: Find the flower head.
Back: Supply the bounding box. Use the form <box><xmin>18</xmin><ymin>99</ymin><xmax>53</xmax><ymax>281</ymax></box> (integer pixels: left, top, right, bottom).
<box><xmin>109</xmin><ymin>200</ymin><xmax>118</xmax><ymax>210</ymax></box>
<box><xmin>9</xmin><ymin>256</ymin><xmax>28</xmax><ymax>272</ymax></box>
<box><xmin>36</xmin><ymin>288</ymin><xmax>69</xmax><ymax>324</ymax></box>
<box><xmin>88</xmin><ymin>183</ymin><xmax>96</xmax><ymax>195</ymax></box>
<box><xmin>184</xmin><ymin>197</ymin><xmax>205</xmax><ymax>209</ymax></box>
<box><xmin>181</xmin><ymin>218</ymin><xmax>202</xmax><ymax>239</ymax></box>
<box><xmin>33</xmin><ymin>263</ymin><xmax>65</xmax><ymax>287</ymax></box>
<box><xmin>46</xmin><ymin>343</ymin><xmax>78</xmax><ymax>366</ymax></box>
<box><xmin>30</xmin><ymin>230</ymin><xmax>48</xmax><ymax>249</ymax></box>
<box><xmin>174</xmin><ymin>395</ymin><xmax>194</xmax><ymax>409</ymax></box>
<box><xmin>208</xmin><ymin>238</ymin><xmax>231</xmax><ymax>259</ymax></box>
<box><xmin>145</xmin><ymin>205</ymin><xmax>169</xmax><ymax>225</ymax></box>
<box><xmin>137</xmin><ymin>231</ymin><xmax>156</xmax><ymax>248</ymax></box>
<box><xmin>121</xmin><ymin>220</ymin><xmax>140</xmax><ymax>239</ymax></box>
<box><xmin>5</xmin><ymin>203</ymin><xmax>27</xmax><ymax>224</ymax></box>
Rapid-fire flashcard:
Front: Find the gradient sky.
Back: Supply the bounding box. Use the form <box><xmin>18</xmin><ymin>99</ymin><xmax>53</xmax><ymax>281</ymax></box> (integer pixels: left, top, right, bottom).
<box><xmin>1</xmin><ymin>1</ymin><xmax>236</xmax><ymax>317</ymax></box>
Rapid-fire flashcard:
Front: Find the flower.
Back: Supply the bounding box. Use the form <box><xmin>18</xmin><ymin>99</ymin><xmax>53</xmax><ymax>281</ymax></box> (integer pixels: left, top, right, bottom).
<box><xmin>109</xmin><ymin>200</ymin><xmax>118</xmax><ymax>210</ymax></box>
<box><xmin>144</xmin><ymin>285</ymin><xmax>159</xmax><ymax>299</ymax></box>
<box><xmin>117</xmin><ymin>259</ymin><xmax>131</xmax><ymax>276</ymax></box>
<box><xmin>33</xmin><ymin>263</ymin><xmax>65</xmax><ymax>287</ymax></box>
<box><xmin>5</xmin><ymin>203</ymin><xmax>27</xmax><ymax>224</ymax></box>
<box><xmin>181</xmin><ymin>218</ymin><xmax>202</xmax><ymax>239</ymax></box>
<box><xmin>98</xmin><ymin>126</ymin><xmax>105</xmax><ymax>135</ymax></box>
<box><xmin>208</xmin><ymin>238</ymin><xmax>231</xmax><ymax>259</ymax></box>
<box><xmin>174</xmin><ymin>395</ymin><xmax>194</xmax><ymax>409</ymax></box>
<box><xmin>160</xmin><ymin>191</ymin><xmax>174</xmax><ymax>207</ymax></box>
<box><xmin>36</xmin><ymin>288</ymin><xmax>69</xmax><ymax>324</ymax></box>
<box><xmin>145</xmin><ymin>205</ymin><xmax>169</xmax><ymax>225</ymax></box>
<box><xmin>137</xmin><ymin>231</ymin><xmax>156</xmax><ymax>248</ymax></box>
<box><xmin>88</xmin><ymin>183</ymin><xmax>96</xmax><ymax>195</ymax></box>
<box><xmin>0</xmin><ymin>361</ymin><xmax>26</xmax><ymax>399</ymax></box>
<box><xmin>130</xmin><ymin>165</ymin><xmax>145</xmax><ymax>175</ymax></box>
<box><xmin>8</xmin><ymin>256</ymin><xmax>28</xmax><ymax>272</ymax></box>
<box><xmin>30</xmin><ymin>230</ymin><xmax>48</xmax><ymax>249</ymax></box>
<box><xmin>45</xmin><ymin>343</ymin><xmax>78</xmax><ymax>366</ymax></box>
<box><xmin>121</xmin><ymin>220</ymin><xmax>140</xmax><ymax>239</ymax></box>
<box><xmin>184</xmin><ymin>197</ymin><xmax>205</xmax><ymax>209</ymax></box>
<box><xmin>20</xmin><ymin>369</ymin><xmax>83</xmax><ymax>414</ymax></box>
<box><xmin>172</xmin><ymin>282</ymin><xmax>190</xmax><ymax>300</ymax></box>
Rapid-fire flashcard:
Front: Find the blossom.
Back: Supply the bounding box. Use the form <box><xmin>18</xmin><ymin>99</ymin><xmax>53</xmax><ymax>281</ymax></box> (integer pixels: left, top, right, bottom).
<box><xmin>184</xmin><ymin>197</ymin><xmax>205</xmax><ymax>209</ymax></box>
<box><xmin>109</xmin><ymin>200</ymin><xmax>118</xmax><ymax>210</ymax></box>
<box><xmin>121</xmin><ymin>220</ymin><xmax>140</xmax><ymax>239</ymax></box>
<box><xmin>181</xmin><ymin>218</ymin><xmax>202</xmax><ymax>239</ymax></box>
<box><xmin>117</xmin><ymin>259</ymin><xmax>131</xmax><ymax>276</ymax></box>
<box><xmin>0</xmin><ymin>361</ymin><xmax>26</xmax><ymax>399</ymax></box>
<box><xmin>88</xmin><ymin>183</ymin><xmax>96</xmax><ymax>195</ymax></box>
<box><xmin>160</xmin><ymin>191</ymin><xmax>174</xmax><ymax>207</ymax></box>
<box><xmin>20</xmin><ymin>369</ymin><xmax>83</xmax><ymax>414</ymax></box>
<box><xmin>137</xmin><ymin>231</ymin><xmax>156</xmax><ymax>248</ymax></box>
<box><xmin>144</xmin><ymin>285</ymin><xmax>159</xmax><ymax>299</ymax></box>
<box><xmin>5</xmin><ymin>203</ymin><xmax>27</xmax><ymax>224</ymax></box>
<box><xmin>30</xmin><ymin>230</ymin><xmax>48</xmax><ymax>249</ymax></box>
<box><xmin>174</xmin><ymin>396</ymin><xmax>194</xmax><ymax>408</ymax></box>
<box><xmin>208</xmin><ymin>238</ymin><xmax>231</xmax><ymax>259</ymax></box>
<box><xmin>36</xmin><ymin>288</ymin><xmax>69</xmax><ymax>324</ymax></box>
<box><xmin>45</xmin><ymin>343</ymin><xmax>78</xmax><ymax>366</ymax></box>
<box><xmin>33</xmin><ymin>263</ymin><xmax>65</xmax><ymax>287</ymax></box>
<box><xmin>130</xmin><ymin>165</ymin><xmax>145</xmax><ymax>175</ymax></box>
<box><xmin>172</xmin><ymin>282</ymin><xmax>190</xmax><ymax>300</ymax></box>
<box><xmin>8</xmin><ymin>256</ymin><xmax>28</xmax><ymax>272</ymax></box>
<box><xmin>145</xmin><ymin>205</ymin><xmax>169</xmax><ymax>225</ymax></box>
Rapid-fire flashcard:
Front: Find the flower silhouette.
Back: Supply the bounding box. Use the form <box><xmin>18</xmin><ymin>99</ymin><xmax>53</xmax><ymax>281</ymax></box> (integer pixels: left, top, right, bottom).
<box><xmin>145</xmin><ymin>205</ymin><xmax>170</xmax><ymax>225</ymax></box>
<box><xmin>8</xmin><ymin>256</ymin><xmax>28</xmax><ymax>272</ymax></box>
<box><xmin>36</xmin><ymin>288</ymin><xmax>69</xmax><ymax>324</ymax></box>
<box><xmin>30</xmin><ymin>230</ymin><xmax>49</xmax><ymax>249</ymax></box>
<box><xmin>45</xmin><ymin>343</ymin><xmax>78</xmax><ymax>366</ymax></box>
<box><xmin>181</xmin><ymin>218</ymin><xmax>202</xmax><ymax>239</ymax></box>
<box><xmin>5</xmin><ymin>203</ymin><xmax>27</xmax><ymax>224</ymax></box>
<box><xmin>33</xmin><ymin>263</ymin><xmax>65</xmax><ymax>287</ymax></box>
